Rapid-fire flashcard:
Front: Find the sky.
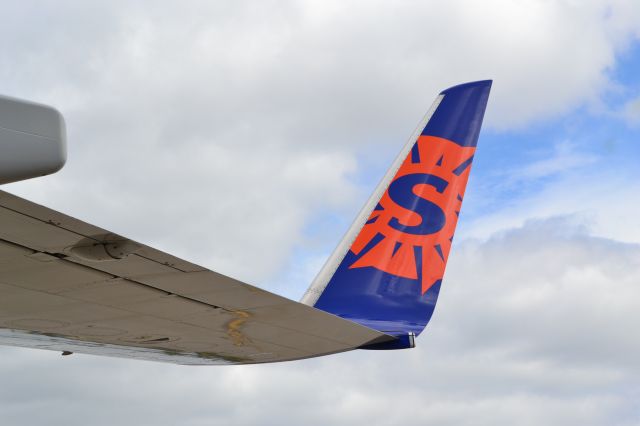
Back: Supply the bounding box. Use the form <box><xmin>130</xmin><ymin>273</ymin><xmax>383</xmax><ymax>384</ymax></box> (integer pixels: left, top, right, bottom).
<box><xmin>1</xmin><ymin>0</ymin><xmax>640</xmax><ymax>425</ymax></box>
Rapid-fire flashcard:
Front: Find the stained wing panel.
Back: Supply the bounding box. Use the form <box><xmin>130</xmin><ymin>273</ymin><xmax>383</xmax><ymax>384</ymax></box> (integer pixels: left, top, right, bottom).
<box><xmin>0</xmin><ymin>190</ymin><xmax>392</xmax><ymax>364</ymax></box>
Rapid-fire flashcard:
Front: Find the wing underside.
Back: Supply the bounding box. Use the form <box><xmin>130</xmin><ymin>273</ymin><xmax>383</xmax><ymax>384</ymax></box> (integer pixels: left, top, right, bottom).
<box><xmin>0</xmin><ymin>190</ymin><xmax>392</xmax><ymax>364</ymax></box>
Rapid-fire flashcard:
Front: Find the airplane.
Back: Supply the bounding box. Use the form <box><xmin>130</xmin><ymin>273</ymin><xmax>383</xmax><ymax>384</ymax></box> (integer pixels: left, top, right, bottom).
<box><xmin>0</xmin><ymin>80</ymin><xmax>491</xmax><ymax>364</ymax></box>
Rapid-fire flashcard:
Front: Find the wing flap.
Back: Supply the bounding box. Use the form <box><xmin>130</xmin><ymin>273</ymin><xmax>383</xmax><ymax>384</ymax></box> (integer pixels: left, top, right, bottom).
<box><xmin>0</xmin><ymin>190</ymin><xmax>393</xmax><ymax>364</ymax></box>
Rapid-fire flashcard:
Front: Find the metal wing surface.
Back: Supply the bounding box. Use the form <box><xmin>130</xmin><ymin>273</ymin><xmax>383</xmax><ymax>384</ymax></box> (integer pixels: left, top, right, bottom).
<box><xmin>0</xmin><ymin>190</ymin><xmax>392</xmax><ymax>365</ymax></box>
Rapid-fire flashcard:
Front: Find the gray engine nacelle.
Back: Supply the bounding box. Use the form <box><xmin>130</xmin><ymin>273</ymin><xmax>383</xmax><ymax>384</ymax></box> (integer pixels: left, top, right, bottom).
<box><xmin>0</xmin><ymin>95</ymin><xmax>66</xmax><ymax>184</ymax></box>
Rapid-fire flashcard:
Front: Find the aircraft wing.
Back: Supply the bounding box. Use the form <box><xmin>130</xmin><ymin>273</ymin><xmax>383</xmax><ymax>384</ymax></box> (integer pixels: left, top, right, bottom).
<box><xmin>0</xmin><ymin>190</ymin><xmax>392</xmax><ymax>364</ymax></box>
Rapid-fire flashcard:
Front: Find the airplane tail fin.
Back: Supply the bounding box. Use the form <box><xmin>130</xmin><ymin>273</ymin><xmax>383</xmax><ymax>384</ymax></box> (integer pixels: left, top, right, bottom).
<box><xmin>301</xmin><ymin>80</ymin><xmax>492</xmax><ymax>345</ymax></box>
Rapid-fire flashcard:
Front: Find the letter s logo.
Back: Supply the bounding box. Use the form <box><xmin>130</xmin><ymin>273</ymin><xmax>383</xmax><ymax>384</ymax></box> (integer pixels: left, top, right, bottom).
<box><xmin>387</xmin><ymin>173</ymin><xmax>448</xmax><ymax>236</ymax></box>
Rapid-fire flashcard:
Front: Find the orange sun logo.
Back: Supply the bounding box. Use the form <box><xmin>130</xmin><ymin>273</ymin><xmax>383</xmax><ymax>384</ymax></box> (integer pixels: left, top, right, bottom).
<box><xmin>348</xmin><ymin>135</ymin><xmax>476</xmax><ymax>294</ymax></box>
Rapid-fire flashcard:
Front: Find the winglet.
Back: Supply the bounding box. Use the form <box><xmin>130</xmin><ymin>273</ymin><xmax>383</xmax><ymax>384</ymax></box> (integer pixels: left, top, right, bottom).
<box><xmin>302</xmin><ymin>81</ymin><xmax>492</xmax><ymax>342</ymax></box>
